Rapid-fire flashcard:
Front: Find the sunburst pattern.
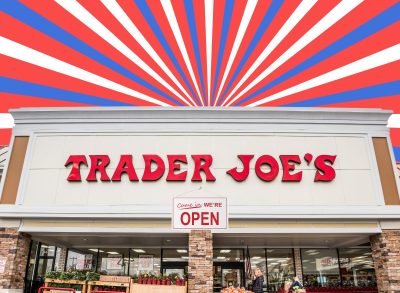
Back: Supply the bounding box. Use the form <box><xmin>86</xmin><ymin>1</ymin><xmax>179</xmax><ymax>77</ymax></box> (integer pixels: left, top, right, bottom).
<box><xmin>0</xmin><ymin>0</ymin><xmax>399</xmax><ymax>158</ymax></box>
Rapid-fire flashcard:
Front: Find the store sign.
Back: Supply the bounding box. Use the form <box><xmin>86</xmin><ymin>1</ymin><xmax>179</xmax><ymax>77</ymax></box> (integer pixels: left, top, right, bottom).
<box><xmin>65</xmin><ymin>153</ymin><xmax>336</xmax><ymax>183</ymax></box>
<box><xmin>173</xmin><ymin>197</ymin><xmax>227</xmax><ymax>230</ymax></box>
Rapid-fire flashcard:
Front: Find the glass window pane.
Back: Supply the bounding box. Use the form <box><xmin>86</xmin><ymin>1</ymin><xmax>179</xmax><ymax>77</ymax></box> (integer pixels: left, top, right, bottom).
<box><xmin>36</xmin><ymin>258</ymin><xmax>54</xmax><ymax>277</ymax></box>
<box><xmin>249</xmin><ymin>249</ymin><xmax>267</xmax><ymax>292</ymax></box>
<box><xmin>339</xmin><ymin>248</ymin><xmax>376</xmax><ymax>288</ymax></box>
<box><xmin>213</xmin><ymin>249</ymin><xmax>244</xmax><ymax>262</ymax></box>
<box><xmin>301</xmin><ymin>249</ymin><xmax>340</xmax><ymax>288</ymax></box>
<box><xmin>66</xmin><ymin>249</ymin><xmax>96</xmax><ymax>271</ymax></box>
<box><xmin>97</xmin><ymin>249</ymin><xmax>129</xmax><ymax>276</ymax></box>
<box><xmin>40</xmin><ymin>244</ymin><xmax>55</xmax><ymax>257</ymax></box>
<box><xmin>162</xmin><ymin>249</ymin><xmax>188</xmax><ymax>262</ymax></box>
<box><xmin>26</xmin><ymin>241</ymin><xmax>39</xmax><ymax>281</ymax></box>
<box><xmin>267</xmin><ymin>249</ymin><xmax>295</xmax><ymax>292</ymax></box>
<box><xmin>130</xmin><ymin>248</ymin><xmax>161</xmax><ymax>276</ymax></box>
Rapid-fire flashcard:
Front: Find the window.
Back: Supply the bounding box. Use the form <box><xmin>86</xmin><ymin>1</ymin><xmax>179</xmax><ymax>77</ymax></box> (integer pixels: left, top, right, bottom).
<box><xmin>162</xmin><ymin>248</ymin><xmax>188</xmax><ymax>262</ymax></box>
<box><xmin>66</xmin><ymin>249</ymin><xmax>96</xmax><ymax>271</ymax></box>
<box><xmin>267</xmin><ymin>249</ymin><xmax>295</xmax><ymax>292</ymax></box>
<box><xmin>213</xmin><ymin>249</ymin><xmax>244</xmax><ymax>262</ymax></box>
<box><xmin>249</xmin><ymin>249</ymin><xmax>267</xmax><ymax>292</ymax></box>
<box><xmin>338</xmin><ymin>248</ymin><xmax>376</xmax><ymax>287</ymax></box>
<box><xmin>98</xmin><ymin>249</ymin><xmax>129</xmax><ymax>276</ymax></box>
<box><xmin>301</xmin><ymin>249</ymin><xmax>340</xmax><ymax>288</ymax></box>
<box><xmin>129</xmin><ymin>248</ymin><xmax>161</xmax><ymax>276</ymax></box>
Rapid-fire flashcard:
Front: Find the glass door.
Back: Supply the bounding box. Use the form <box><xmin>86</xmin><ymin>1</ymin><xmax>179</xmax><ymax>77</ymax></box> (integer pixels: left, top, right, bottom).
<box><xmin>213</xmin><ymin>262</ymin><xmax>245</xmax><ymax>292</ymax></box>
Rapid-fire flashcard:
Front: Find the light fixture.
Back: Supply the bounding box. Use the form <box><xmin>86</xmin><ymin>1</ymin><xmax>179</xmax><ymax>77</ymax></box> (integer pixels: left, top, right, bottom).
<box><xmin>305</xmin><ymin>249</ymin><xmax>317</xmax><ymax>254</ymax></box>
<box><xmin>181</xmin><ymin>256</ymin><xmax>189</xmax><ymax>260</ymax></box>
<box><xmin>133</xmin><ymin>249</ymin><xmax>146</xmax><ymax>253</ymax></box>
<box><xmin>107</xmin><ymin>251</ymin><xmax>120</xmax><ymax>255</ymax></box>
<box><xmin>270</xmin><ymin>262</ymin><xmax>279</xmax><ymax>265</ymax></box>
<box><xmin>251</xmin><ymin>256</ymin><xmax>261</xmax><ymax>260</ymax></box>
<box><xmin>308</xmin><ymin>252</ymin><xmax>320</xmax><ymax>255</ymax></box>
<box><xmin>220</xmin><ymin>250</ymin><xmax>231</xmax><ymax>253</ymax></box>
<box><xmin>177</xmin><ymin>249</ymin><xmax>187</xmax><ymax>253</ymax></box>
<box><xmin>89</xmin><ymin>249</ymin><xmax>104</xmax><ymax>253</ymax></box>
<box><xmin>217</xmin><ymin>256</ymin><xmax>226</xmax><ymax>260</ymax></box>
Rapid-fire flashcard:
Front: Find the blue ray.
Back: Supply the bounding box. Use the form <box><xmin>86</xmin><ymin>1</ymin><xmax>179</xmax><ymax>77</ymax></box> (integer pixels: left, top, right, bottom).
<box><xmin>0</xmin><ymin>77</ymin><xmax>132</xmax><ymax>106</ymax></box>
<box><xmin>236</xmin><ymin>3</ymin><xmax>400</xmax><ymax>106</ymax></box>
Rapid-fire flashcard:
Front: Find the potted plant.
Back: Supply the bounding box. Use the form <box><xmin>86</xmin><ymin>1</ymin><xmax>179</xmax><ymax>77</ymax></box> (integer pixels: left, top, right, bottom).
<box><xmin>86</xmin><ymin>272</ymin><xmax>100</xmax><ymax>281</ymax></box>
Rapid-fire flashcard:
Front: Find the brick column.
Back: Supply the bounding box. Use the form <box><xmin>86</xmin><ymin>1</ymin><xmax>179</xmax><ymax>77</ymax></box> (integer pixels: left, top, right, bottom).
<box><xmin>0</xmin><ymin>227</ymin><xmax>31</xmax><ymax>292</ymax></box>
<box><xmin>188</xmin><ymin>230</ymin><xmax>213</xmax><ymax>293</ymax></box>
<box><xmin>56</xmin><ymin>247</ymin><xmax>67</xmax><ymax>271</ymax></box>
<box><xmin>293</xmin><ymin>248</ymin><xmax>303</xmax><ymax>283</ymax></box>
<box><xmin>370</xmin><ymin>230</ymin><xmax>400</xmax><ymax>293</ymax></box>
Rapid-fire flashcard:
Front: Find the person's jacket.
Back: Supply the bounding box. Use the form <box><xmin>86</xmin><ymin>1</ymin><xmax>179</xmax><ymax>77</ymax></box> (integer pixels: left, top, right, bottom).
<box><xmin>289</xmin><ymin>280</ymin><xmax>304</xmax><ymax>292</ymax></box>
<box><xmin>252</xmin><ymin>275</ymin><xmax>264</xmax><ymax>293</ymax></box>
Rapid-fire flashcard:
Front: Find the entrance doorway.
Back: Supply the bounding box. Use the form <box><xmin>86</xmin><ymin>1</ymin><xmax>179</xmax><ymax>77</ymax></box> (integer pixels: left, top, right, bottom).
<box><xmin>213</xmin><ymin>262</ymin><xmax>245</xmax><ymax>292</ymax></box>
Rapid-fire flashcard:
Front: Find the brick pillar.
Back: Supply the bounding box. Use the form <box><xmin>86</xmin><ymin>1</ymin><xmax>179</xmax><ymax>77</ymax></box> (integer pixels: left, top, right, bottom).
<box><xmin>293</xmin><ymin>248</ymin><xmax>303</xmax><ymax>283</ymax></box>
<box><xmin>370</xmin><ymin>230</ymin><xmax>400</xmax><ymax>293</ymax></box>
<box><xmin>56</xmin><ymin>247</ymin><xmax>67</xmax><ymax>271</ymax></box>
<box><xmin>0</xmin><ymin>227</ymin><xmax>31</xmax><ymax>292</ymax></box>
<box><xmin>188</xmin><ymin>230</ymin><xmax>213</xmax><ymax>293</ymax></box>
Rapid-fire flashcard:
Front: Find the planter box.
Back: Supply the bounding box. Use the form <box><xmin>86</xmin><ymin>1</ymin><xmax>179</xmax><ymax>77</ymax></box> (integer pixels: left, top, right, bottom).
<box><xmin>44</xmin><ymin>279</ymin><xmax>87</xmax><ymax>293</ymax></box>
<box><xmin>99</xmin><ymin>276</ymin><xmax>131</xmax><ymax>283</ymax></box>
<box><xmin>130</xmin><ymin>284</ymin><xmax>187</xmax><ymax>293</ymax></box>
<box><xmin>87</xmin><ymin>280</ymin><xmax>130</xmax><ymax>293</ymax></box>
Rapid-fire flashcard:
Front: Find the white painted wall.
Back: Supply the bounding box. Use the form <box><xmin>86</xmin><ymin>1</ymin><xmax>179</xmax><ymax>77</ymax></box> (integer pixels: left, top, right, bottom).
<box><xmin>19</xmin><ymin>133</ymin><xmax>381</xmax><ymax>209</ymax></box>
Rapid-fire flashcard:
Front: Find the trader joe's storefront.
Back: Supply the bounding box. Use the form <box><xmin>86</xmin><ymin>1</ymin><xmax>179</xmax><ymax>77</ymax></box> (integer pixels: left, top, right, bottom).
<box><xmin>0</xmin><ymin>107</ymin><xmax>400</xmax><ymax>293</ymax></box>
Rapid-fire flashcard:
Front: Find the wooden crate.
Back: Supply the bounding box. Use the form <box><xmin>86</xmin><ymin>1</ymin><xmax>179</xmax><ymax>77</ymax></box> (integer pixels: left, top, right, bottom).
<box><xmin>87</xmin><ymin>281</ymin><xmax>130</xmax><ymax>293</ymax></box>
<box><xmin>44</xmin><ymin>279</ymin><xmax>87</xmax><ymax>293</ymax></box>
<box><xmin>130</xmin><ymin>284</ymin><xmax>187</xmax><ymax>293</ymax></box>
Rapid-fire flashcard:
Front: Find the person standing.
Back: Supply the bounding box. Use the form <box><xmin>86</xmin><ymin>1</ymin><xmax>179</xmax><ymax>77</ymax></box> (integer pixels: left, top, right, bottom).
<box><xmin>289</xmin><ymin>276</ymin><xmax>304</xmax><ymax>293</ymax></box>
<box><xmin>252</xmin><ymin>268</ymin><xmax>264</xmax><ymax>293</ymax></box>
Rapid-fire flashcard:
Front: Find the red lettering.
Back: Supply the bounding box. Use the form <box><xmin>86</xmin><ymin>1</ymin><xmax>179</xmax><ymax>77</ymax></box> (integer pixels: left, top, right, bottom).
<box><xmin>192</xmin><ymin>212</ymin><xmax>200</xmax><ymax>225</ymax></box>
<box><xmin>314</xmin><ymin>155</ymin><xmax>337</xmax><ymax>182</ymax></box>
<box><xmin>65</xmin><ymin>155</ymin><xmax>87</xmax><ymax>181</ymax></box>
<box><xmin>191</xmin><ymin>155</ymin><xmax>216</xmax><ymax>181</ymax></box>
<box><xmin>86</xmin><ymin>155</ymin><xmax>110</xmax><ymax>181</ymax></box>
<box><xmin>210</xmin><ymin>212</ymin><xmax>219</xmax><ymax>225</ymax></box>
<box><xmin>111</xmin><ymin>155</ymin><xmax>139</xmax><ymax>181</ymax></box>
<box><xmin>181</xmin><ymin>212</ymin><xmax>190</xmax><ymax>225</ymax></box>
<box><xmin>142</xmin><ymin>155</ymin><xmax>165</xmax><ymax>181</ymax></box>
<box><xmin>201</xmin><ymin>212</ymin><xmax>209</xmax><ymax>225</ymax></box>
<box><xmin>226</xmin><ymin>155</ymin><xmax>254</xmax><ymax>181</ymax></box>
<box><xmin>280</xmin><ymin>155</ymin><xmax>302</xmax><ymax>182</ymax></box>
<box><xmin>255</xmin><ymin>155</ymin><xmax>279</xmax><ymax>182</ymax></box>
<box><xmin>166</xmin><ymin>155</ymin><xmax>187</xmax><ymax>181</ymax></box>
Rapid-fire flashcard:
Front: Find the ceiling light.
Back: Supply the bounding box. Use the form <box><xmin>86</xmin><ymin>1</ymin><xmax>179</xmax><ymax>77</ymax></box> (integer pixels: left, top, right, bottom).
<box><xmin>305</xmin><ymin>249</ymin><xmax>317</xmax><ymax>253</ymax></box>
<box><xmin>181</xmin><ymin>256</ymin><xmax>189</xmax><ymax>260</ymax></box>
<box><xmin>89</xmin><ymin>249</ymin><xmax>104</xmax><ymax>253</ymax></box>
<box><xmin>217</xmin><ymin>256</ymin><xmax>226</xmax><ymax>260</ymax></box>
<box><xmin>251</xmin><ymin>256</ymin><xmax>261</xmax><ymax>260</ymax></box>
<box><xmin>220</xmin><ymin>250</ymin><xmax>231</xmax><ymax>253</ymax></box>
<box><xmin>270</xmin><ymin>262</ymin><xmax>278</xmax><ymax>265</ymax></box>
<box><xmin>133</xmin><ymin>249</ymin><xmax>146</xmax><ymax>253</ymax></box>
<box><xmin>177</xmin><ymin>249</ymin><xmax>187</xmax><ymax>253</ymax></box>
<box><xmin>107</xmin><ymin>251</ymin><xmax>120</xmax><ymax>255</ymax></box>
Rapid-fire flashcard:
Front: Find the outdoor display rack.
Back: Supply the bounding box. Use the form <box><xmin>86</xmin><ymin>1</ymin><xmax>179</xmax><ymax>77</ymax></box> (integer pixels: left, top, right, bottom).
<box><xmin>44</xmin><ymin>279</ymin><xmax>87</xmax><ymax>293</ymax></box>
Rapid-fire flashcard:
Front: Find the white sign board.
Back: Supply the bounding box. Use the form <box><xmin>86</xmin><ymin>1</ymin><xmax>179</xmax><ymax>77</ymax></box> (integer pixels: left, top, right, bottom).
<box><xmin>0</xmin><ymin>257</ymin><xmax>6</xmax><ymax>273</ymax></box>
<box><xmin>138</xmin><ymin>255</ymin><xmax>154</xmax><ymax>271</ymax></box>
<box><xmin>173</xmin><ymin>197</ymin><xmax>227</xmax><ymax>230</ymax></box>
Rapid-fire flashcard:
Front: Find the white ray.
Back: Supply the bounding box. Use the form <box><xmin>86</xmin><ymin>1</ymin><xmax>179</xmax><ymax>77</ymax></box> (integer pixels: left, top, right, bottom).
<box><xmin>0</xmin><ymin>36</ymin><xmax>170</xmax><ymax>106</ymax></box>
<box><xmin>224</xmin><ymin>0</ymin><xmax>363</xmax><ymax>106</ymax></box>
<box><xmin>101</xmin><ymin>0</ymin><xmax>198</xmax><ymax>107</ymax></box>
<box><xmin>205</xmin><ymin>0</ymin><xmax>214</xmax><ymax>105</ymax></box>
<box><xmin>219</xmin><ymin>0</ymin><xmax>317</xmax><ymax>106</ymax></box>
<box><xmin>389</xmin><ymin>115</ymin><xmax>400</xmax><ymax>128</ymax></box>
<box><xmin>0</xmin><ymin>114</ymin><xmax>14</xmax><ymax>129</ymax></box>
<box><xmin>55</xmin><ymin>0</ymin><xmax>193</xmax><ymax>106</ymax></box>
<box><xmin>160</xmin><ymin>0</ymin><xmax>204</xmax><ymax>106</ymax></box>
<box><xmin>213</xmin><ymin>0</ymin><xmax>258</xmax><ymax>106</ymax></box>
<box><xmin>247</xmin><ymin>44</ymin><xmax>400</xmax><ymax>107</ymax></box>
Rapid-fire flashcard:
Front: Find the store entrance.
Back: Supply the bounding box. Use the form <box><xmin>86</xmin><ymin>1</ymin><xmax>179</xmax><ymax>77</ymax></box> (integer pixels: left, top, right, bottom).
<box><xmin>213</xmin><ymin>262</ymin><xmax>245</xmax><ymax>292</ymax></box>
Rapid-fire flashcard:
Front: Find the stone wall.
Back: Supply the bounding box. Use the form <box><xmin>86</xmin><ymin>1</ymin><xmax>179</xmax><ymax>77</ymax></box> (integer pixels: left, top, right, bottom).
<box><xmin>56</xmin><ymin>247</ymin><xmax>67</xmax><ymax>271</ymax></box>
<box><xmin>188</xmin><ymin>230</ymin><xmax>213</xmax><ymax>293</ymax></box>
<box><xmin>293</xmin><ymin>248</ymin><xmax>303</xmax><ymax>283</ymax></box>
<box><xmin>0</xmin><ymin>227</ymin><xmax>30</xmax><ymax>290</ymax></box>
<box><xmin>371</xmin><ymin>230</ymin><xmax>400</xmax><ymax>293</ymax></box>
